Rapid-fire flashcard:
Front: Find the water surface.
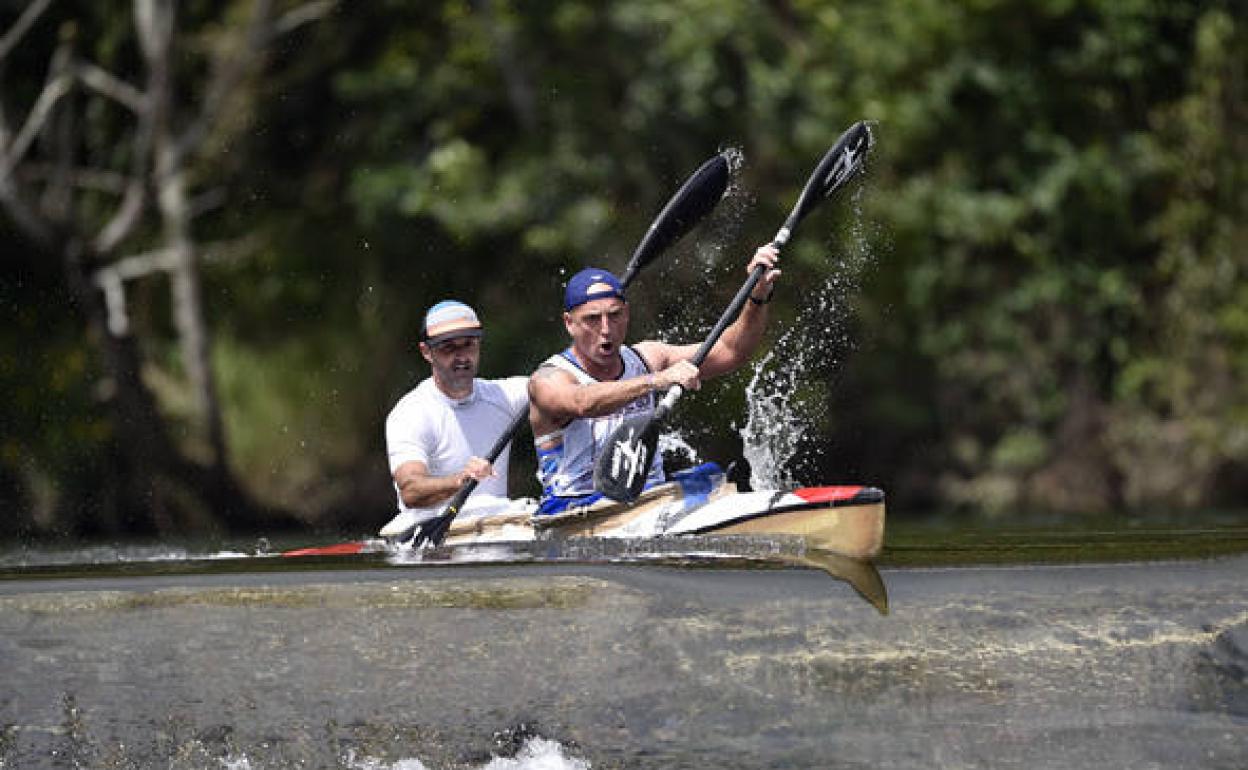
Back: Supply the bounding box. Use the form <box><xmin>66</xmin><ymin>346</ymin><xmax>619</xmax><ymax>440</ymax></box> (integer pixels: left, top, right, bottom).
<box><xmin>1</xmin><ymin>526</ymin><xmax>1245</xmax><ymax>769</ymax></box>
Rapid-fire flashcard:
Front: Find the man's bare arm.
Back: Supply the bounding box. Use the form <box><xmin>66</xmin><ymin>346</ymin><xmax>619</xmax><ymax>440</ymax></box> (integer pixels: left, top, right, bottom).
<box><xmin>527</xmin><ymin>366</ymin><xmax>654</xmax><ymax>429</ymax></box>
<box><xmin>527</xmin><ymin>363</ymin><xmax>700</xmax><ymax>437</ymax></box>
<box><xmin>641</xmin><ymin>245</ymin><xmax>780</xmax><ymax>380</ymax></box>
<box><xmin>393</xmin><ymin>457</ymin><xmax>492</xmax><ymax>509</ymax></box>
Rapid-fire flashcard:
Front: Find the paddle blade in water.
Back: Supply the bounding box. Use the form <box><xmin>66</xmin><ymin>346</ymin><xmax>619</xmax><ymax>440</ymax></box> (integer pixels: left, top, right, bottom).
<box><xmin>594</xmin><ymin>415</ymin><xmax>661</xmax><ymax>502</ymax></box>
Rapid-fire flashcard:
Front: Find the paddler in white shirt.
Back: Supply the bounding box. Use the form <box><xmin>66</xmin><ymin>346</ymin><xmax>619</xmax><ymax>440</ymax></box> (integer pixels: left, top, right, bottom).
<box><xmin>383</xmin><ymin>300</ymin><xmax>529</xmax><ymax>534</ymax></box>
<box><xmin>527</xmin><ymin>245</ymin><xmax>782</xmax><ymax>514</ymax></box>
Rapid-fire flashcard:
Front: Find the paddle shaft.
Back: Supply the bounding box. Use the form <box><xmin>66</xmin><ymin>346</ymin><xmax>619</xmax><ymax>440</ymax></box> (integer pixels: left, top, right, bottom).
<box><xmin>650</xmin><ymin>123</ymin><xmax>872</xmax><ymax>419</ymax></box>
<box><xmin>402</xmin><ymin>153</ymin><xmax>732</xmax><ymax>545</ymax></box>
<box><xmin>439</xmin><ymin>406</ymin><xmax>529</xmax><ymax>517</ymax></box>
<box><xmin>597</xmin><ymin>122</ymin><xmax>873</xmax><ymax>502</ymax></box>
<box><xmin>652</xmin><ymin>240</ymin><xmax>779</xmax><ymax>420</ymax></box>
<box><xmin>439</xmin><ymin>249</ymin><xmax>661</xmax><ymax>519</ymax></box>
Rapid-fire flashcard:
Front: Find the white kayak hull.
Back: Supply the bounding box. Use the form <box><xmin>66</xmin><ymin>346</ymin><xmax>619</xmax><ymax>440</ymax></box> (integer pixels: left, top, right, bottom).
<box><xmin>394</xmin><ymin>478</ymin><xmax>885</xmax><ymax>559</ymax></box>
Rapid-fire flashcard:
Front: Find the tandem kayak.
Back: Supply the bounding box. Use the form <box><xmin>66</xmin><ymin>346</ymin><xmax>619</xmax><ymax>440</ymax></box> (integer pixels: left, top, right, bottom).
<box><xmin>284</xmin><ymin>466</ymin><xmax>885</xmax><ymax>560</ymax></box>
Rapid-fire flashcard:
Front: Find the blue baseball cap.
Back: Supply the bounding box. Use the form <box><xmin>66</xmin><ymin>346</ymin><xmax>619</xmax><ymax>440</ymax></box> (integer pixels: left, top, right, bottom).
<box><xmin>422</xmin><ymin>300</ymin><xmax>483</xmax><ymax>346</ymax></box>
<box><xmin>564</xmin><ymin>267</ymin><xmax>625</xmax><ymax>311</ymax></box>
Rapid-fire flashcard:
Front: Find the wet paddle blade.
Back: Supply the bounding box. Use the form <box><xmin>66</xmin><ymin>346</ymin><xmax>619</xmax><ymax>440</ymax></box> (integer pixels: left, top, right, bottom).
<box><xmin>594</xmin><ymin>415</ymin><xmax>662</xmax><ymax>502</ymax></box>
<box><xmin>620</xmin><ymin>153</ymin><xmax>730</xmax><ymax>285</ymax></box>
<box><xmin>412</xmin><ymin>513</ymin><xmax>454</xmax><ymax>548</ymax></box>
<box><xmin>774</xmin><ymin>121</ymin><xmax>873</xmax><ymax>247</ymax></box>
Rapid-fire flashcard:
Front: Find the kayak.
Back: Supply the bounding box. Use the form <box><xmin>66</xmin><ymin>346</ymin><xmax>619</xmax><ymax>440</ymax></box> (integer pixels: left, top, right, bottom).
<box><xmin>285</xmin><ymin>466</ymin><xmax>885</xmax><ymax>559</ymax></box>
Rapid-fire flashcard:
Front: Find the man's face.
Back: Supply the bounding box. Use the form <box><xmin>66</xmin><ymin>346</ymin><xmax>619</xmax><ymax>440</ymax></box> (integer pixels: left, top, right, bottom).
<box><xmin>420</xmin><ymin>335</ymin><xmax>481</xmax><ymax>393</ymax></box>
<box><xmin>564</xmin><ymin>297</ymin><xmax>629</xmax><ymax>369</ymax></box>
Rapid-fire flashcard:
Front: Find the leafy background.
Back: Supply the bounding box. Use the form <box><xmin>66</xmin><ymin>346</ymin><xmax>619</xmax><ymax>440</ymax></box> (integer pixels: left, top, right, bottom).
<box><xmin>2</xmin><ymin>0</ymin><xmax>1244</xmax><ymax>538</ymax></box>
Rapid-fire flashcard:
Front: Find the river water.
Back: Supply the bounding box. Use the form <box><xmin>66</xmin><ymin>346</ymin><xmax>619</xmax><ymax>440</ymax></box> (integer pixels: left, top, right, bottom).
<box><xmin>1</xmin><ymin>524</ymin><xmax>1246</xmax><ymax>769</ymax></box>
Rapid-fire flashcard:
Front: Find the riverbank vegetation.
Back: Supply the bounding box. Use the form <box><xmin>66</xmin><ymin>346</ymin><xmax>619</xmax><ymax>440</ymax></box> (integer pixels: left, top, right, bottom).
<box><xmin>2</xmin><ymin>0</ymin><xmax>1243</xmax><ymax>538</ymax></box>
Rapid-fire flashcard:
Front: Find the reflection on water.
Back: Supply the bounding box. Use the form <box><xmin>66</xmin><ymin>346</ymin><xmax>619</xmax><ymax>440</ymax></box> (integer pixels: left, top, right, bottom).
<box><xmin>1</xmin><ymin>522</ymin><xmax>1246</xmax><ymax>769</ymax></box>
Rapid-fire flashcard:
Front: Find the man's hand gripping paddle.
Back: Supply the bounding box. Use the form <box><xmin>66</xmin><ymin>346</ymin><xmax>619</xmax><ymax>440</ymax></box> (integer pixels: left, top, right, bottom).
<box><xmin>593</xmin><ymin>120</ymin><xmax>874</xmax><ymax>503</ymax></box>
<box><xmin>396</xmin><ymin>152</ymin><xmax>732</xmax><ymax>548</ymax></box>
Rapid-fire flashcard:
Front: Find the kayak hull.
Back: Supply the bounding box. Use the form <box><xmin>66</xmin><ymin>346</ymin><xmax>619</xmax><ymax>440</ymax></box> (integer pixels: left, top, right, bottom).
<box><xmin>684</xmin><ymin>500</ymin><xmax>885</xmax><ymax>557</ymax></box>
<box><xmin>286</xmin><ymin>479</ymin><xmax>886</xmax><ymax>560</ymax></box>
<box><xmin>436</xmin><ymin>482</ymin><xmax>885</xmax><ymax>559</ymax></box>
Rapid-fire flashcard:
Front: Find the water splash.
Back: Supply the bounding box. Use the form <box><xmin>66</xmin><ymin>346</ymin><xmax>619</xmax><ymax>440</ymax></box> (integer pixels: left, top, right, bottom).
<box><xmin>339</xmin><ymin>737</ymin><xmax>588</xmax><ymax>770</ymax></box>
<box><xmin>658</xmin><ymin>429</ymin><xmax>702</xmax><ymax>469</ymax></box>
<box><xmin>650</xmin><ymin>146</ymin><xmax>753</xmax><ymax>343</ymax></box>
<box><xmin>740</xmin><ymin>180</ymin><xmax>879</xmax><ymax>490</ymax></box>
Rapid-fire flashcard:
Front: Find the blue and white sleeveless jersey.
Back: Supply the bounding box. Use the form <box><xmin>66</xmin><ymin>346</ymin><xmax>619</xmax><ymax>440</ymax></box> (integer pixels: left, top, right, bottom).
<box><xmin>534</xmin><ymin>345</ymin><xmax>666</xmax><ymax>500</ymax></box>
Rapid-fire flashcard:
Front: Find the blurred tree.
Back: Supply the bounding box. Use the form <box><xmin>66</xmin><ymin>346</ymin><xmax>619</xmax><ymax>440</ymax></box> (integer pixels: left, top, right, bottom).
<box><xmin>0</xmin><ymin>0</ymin><xmax>331</xmax><ymax>535</ymax></box>
<box><xmin>2</xmin><ymin>0</ymin><xmax>1243</xmax><ymax>539</ymax></box>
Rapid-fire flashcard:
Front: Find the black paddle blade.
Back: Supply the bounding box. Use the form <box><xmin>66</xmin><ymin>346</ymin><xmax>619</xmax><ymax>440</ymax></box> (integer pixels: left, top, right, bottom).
<box><xmin>415</xmin><ymin>513</ymin><xmax>454</xmax><ymax>548</ymax></box>
<box><xmin>389</xmin><ymin>513</ymin><xmax>445</xmax><ymax>549</ymax></box>
<box><xmin>622</xmin><ymin>153</ymin><xmax>730</xmax><ymax>284</ymax></box>
<box><xmin>777</xmin><ymin>121</ymin><xmax>873</xmax><ymax>246</ymax></box>
<box><xmin>594</xmin><ymin>415</ymin><xmax>662</xmax><ymax>502</ymax></box>
<box><xmin>815</xmin><ymin>120</ymin><xmax>872</xmax><ymax>199</ymax></box>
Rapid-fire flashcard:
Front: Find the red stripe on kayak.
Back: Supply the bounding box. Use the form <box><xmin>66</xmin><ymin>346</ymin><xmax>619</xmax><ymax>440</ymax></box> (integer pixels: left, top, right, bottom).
<box><xmin>791</xmin><ymin>486</ymin><xmax>867</xmax><ymax>504</ymax></box>
<box><xmin>281</xmin><ymin>541</ymin><xmax>367</xmax><ymax>557</ymax></box>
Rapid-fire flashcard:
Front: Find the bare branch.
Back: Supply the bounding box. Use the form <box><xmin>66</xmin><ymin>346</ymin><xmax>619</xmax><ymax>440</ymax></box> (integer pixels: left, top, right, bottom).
<box><xmin>94</xmin><ymin>177</ymin><xmax>146</xmax><ymax>253</ymax></box>
<box><xmin>100</xmin><ymin>245</ymin><xmax>179</xmax><ymax>282</ymax></box>
<box><xmin>93</xmin><ymin>246</ymin><xmax>178</xmax><ymax>336</ymax></box>
<box><xmin>134</xmin><ymin>0</ymin><xmax>173</xmax><ymax>64</ymax></box>
<box><xmin>76</xmin><ymin>62</ymin><xmax>146</xmax><ymax>114</ymax></box>
<box><xmin>95</xmin><ymin>267</ymin><xmax>132</xmax><ymax>336</ymax></box>
<box><xmin>173</xmin><ymin>0</ymin><xmax>273</xmax><ymax>162</ymax></box>
<box><xmin>92</xmin><ymin>234</ymin><xmax>258</xmax><ymax>337</ymax></box>
<box><xmin>0</xmin><ymin>0</ymin><xmax>55</xmax><ymax>62</ymax></box>
<box><xmin>90</xmin><ymin>1</ymin><xmax>163</xmax><ymax>254</ymax></box>
<box><xmin>176</xmin><ymin>0</ymin><xmax>336</xmax><ymax>163</ymax></box>
<box><xmin>0</xmin><ymin>72</ymin><xmax>73</xmax><ymax>180</ymax></box>
<box><xmin>273</xmin><ymin>0</ymin><xmax>335</xmax><ymax>38</ymax></box>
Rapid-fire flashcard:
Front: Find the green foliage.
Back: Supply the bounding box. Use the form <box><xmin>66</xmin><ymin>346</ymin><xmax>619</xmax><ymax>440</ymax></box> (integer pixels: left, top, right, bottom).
<box><xmin>2</xmin><ymin>0</ymin><xmax>1244</xmax><ymax>534</ymax></box>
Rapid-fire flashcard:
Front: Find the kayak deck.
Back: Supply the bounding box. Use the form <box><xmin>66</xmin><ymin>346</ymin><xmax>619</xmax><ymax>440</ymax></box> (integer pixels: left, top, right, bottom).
<box><xmin>286</xmin><ymin>473</ymin><xmax>886</xmax><ymax>560</ymax></box>
<box><xmin>435</xmin><ymin>479</ymin><xmax>885</xmax><ymax>558</ymax></box>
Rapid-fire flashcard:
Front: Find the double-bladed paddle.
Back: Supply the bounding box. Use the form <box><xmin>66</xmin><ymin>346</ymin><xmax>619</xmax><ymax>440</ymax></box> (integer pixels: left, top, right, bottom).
<box><xmin>396</xmin><ymin>152</ymin><xmax>732</xmax><ymax>548</ymax></box>
<box><xmin>593</xmin><ymin>120</ymin><xmax>874</xmax><ymax>503</ymax></box>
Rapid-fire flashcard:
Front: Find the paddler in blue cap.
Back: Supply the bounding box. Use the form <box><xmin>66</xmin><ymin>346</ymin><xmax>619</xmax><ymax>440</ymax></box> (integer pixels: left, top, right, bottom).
<box><xmin>382</xmin><ymin>300</ymin><xmax>529</xmax><ymax>535</ymax></box>
<box><xmin>528</xmin><ymin>245</ymin><xmax>781</xmax><ymax>514</ymax></box>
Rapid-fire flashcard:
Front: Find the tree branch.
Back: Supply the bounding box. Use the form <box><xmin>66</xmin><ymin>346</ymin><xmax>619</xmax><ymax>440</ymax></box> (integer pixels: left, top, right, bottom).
<box><xmin>273</xmin><ymin>0</ymin><xmax>335</xmax><ymax>38</ymax></box>
<box><xmin>0</xmin><ymin>0</ymin><xmax>55</xmax><ymax>63</ymax></box>
<box><xmin>94</xmin><ymin>174</ymin><xmax>146</xmax><ymax>253</ymax></box>
<box><xmin>76</xmin><ymin>62</ymin><xmax>147</xmax><ymax>114</ymax></box>
<box><xmin>0</xmin><ymin>72</ymin><xmax>73</xmax><ymax>181</ymax></box>
<box><xmin>173</xmin><ymin>0</ymin><xmax>273</xmax><ymax>163</ymax></box>
<box><xmin>175</xmin><ymin>0</ymin><xmax>335</xmax><ymax>163</ymax></box>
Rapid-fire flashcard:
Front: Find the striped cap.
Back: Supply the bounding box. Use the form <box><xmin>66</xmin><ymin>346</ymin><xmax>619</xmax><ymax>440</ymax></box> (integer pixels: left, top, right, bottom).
<box><xmin>422</xmin><ymin>300</ymin><xmax>483</xmax><ymax>346</ymax></box>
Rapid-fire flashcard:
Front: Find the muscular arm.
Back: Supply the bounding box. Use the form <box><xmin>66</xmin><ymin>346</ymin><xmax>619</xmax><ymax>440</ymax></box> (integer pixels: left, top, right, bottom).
<box><xmin>639</xmin><ymin>300</ymin><xmax>769</xmax><ymax>381</ymax></box>
<box><xmin>639</xmin><ymin>244</ymin><xmax>778</xmax><ymax>380</ymax></box>
<box><xmin>392</xmin><ymin>457</ymin><xmax>491</xmax><ymax>509</ymax></box>
<box><xmin>527</xmin><ymin>365</ymin><xmax>658</xmax><ymax>439</ymax></box>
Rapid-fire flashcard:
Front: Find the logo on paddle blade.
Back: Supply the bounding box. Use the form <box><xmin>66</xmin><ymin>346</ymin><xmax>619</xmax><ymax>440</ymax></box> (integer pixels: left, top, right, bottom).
<box><xmin>822</xmin><ymin>126</ymin><xmax>870</xmax><ymax>195</ymax></box>
<box><xmin>609</xmin><ymin>426</ymin><xmax>650</xmax><ymax>492</ymax></box>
